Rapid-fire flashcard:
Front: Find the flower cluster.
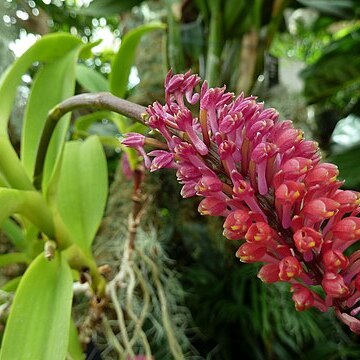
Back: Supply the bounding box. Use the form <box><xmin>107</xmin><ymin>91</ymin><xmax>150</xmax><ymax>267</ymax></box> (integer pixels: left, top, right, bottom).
<box><xmin>122</xmin><ymin>70</ymin><xmax>360</xmax><ymax>333</ymax></box>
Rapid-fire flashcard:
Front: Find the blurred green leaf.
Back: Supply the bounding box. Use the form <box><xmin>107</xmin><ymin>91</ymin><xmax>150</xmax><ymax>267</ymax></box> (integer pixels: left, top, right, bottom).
<box><xmin>301</xmin><ymin>30</ymin><xmax>360</xmax><ymax>105</ymax></box>
<box><xmin>110</xmin><ymin>22</ymin><xmax>166</xmax><ymax>98</ymax></box>
<box><xmin>0</xmin><ymin>252</ymin><xmax>73</xmax><ymax>360</ymax></box>
<box><xmin>328</xmin><ymin>145</ymin><xmax>360</xmax><ymax>188</ymax></box>
<box><xmin>0</xmin><ymin>253</ymin><xmax>28</xmax><ymax>267</ymax></box>
<box><xmin>76</xmin><ymin>64</ymin><xmax>109</xmax><ymax>93</ymax></box>
<box><xmin>67</xmin><ymin>319</ymin><xmax>85</xmax><ymax>360</ymax></box>
<box><xmin>1</xmin><ymin>276</ymin><xmax>22</xmax><ymax>293</ymax></box>
<box><xmin>296</xmin><ymin>0</ymin><xmax>357</xmax><ymax>18</ymax></box>
<box><xmin>56</xmin><ymin>136</ymin><xmax>108</xmax><ymax>252</ymax></box>
<box><xmin>224</xmin><ymin>0</ymin><xmax>246</xmax><ymax>35</ymax></box>
<box><xmin>1</xmin><ymin>218</ymin><xmax>25</xmax><ymax>250</ymax></box>
<box><xmin>76</xmin><ymin>0</ymin><xmax>144</xmax><ymax>16</ymax></box>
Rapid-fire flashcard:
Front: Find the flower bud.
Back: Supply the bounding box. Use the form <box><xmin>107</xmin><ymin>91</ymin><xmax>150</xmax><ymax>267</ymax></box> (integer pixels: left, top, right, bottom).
<box><xmin>196</xmin><ymin>176</ymin><xmax>223</xmax><ymax>196</ymax></box>
<box><xmin>279</xmin><ymin>256</ymin><xmax>303</xmax><ymax>281</ymax></box>
<box><xmin>223</xmin><ymin>210</ymin><xmax>252</xmax><ymax>240</ymax></box>
<box><xmin>245</xmin><ymin>222</ymin><xmax>277</xmax><ymax>243</ymax></box>
<box><xmin>322</xmin><ymin>272</ymin><xmax>349</xmax><ymax>298</ymax></box>
<box><xmin>293</xmin><ymin>227</ymin><xmax>323</xmax><ymax>253</ymax></box>
<box><xmin>330</xmin><ymin>217</ymin><xmax>360</xmax><ymax>242</ymax></box>
<box><xmin>291</xmin><ymin>284</ymin><xmax>314</xmax><ymax>311</ymax></box>
<box><xmin>198</xmin><ymin>197</ymin><xmax>227</xmax><ymax>216</ymax></box>
<box><xmin>235</xmin><ymin>242</ymin><xmax>267</xmax><ymax>263</ymax></box>
<box><xmin>257</xmin><ymin>263</ymin><xmax>280</xmax><ymax>283</ymax></box>
<box><xmin>322</xmin><ymin>250</ymin><xmax>348</xmax><ymax>273</ymax></box>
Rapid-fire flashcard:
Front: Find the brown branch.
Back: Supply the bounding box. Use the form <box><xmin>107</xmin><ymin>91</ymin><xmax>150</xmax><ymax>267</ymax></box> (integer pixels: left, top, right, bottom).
<box><xmin>34</xmin><ymin>93</ymin><xmax>147</xmax><ymax>189</ymax></box>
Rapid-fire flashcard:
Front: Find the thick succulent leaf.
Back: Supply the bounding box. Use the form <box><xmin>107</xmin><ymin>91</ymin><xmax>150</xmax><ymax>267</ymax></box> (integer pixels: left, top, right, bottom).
<box><xmin>110</xmin><ymin>22</ymin><xmax>166</xmax><ymax>98</ymax></box>
<box><xmin>301</xmin><ymin>30</ymin><xmax>360</xmax><ymax>104</ymax></box>
<box><xmin>76</xmin><ymin>64</ymin><xmax>109</xmax><ymax>93</ymax></box>
<box><xmin>0</xmin><ymin>33</ymin><xmax>82</xmax><ymax>135</ymax></box>
<box><xmin>0</xmin><ymin>188</ymin><xmax>54</xmax><ymax>240</ymax></box>
<box><xmin>21</xmin><ymin>48</ymin><xmax>82</xmax><ymax>180</ymax></box>
<box><xmin>0</xmin><ymin>252</ymin><xmax>73</xmax><ymax>360</ymax></box>
<box><xmin>56</xmin><ymin>136</ymin><xmax>108</xmax><ymax>252</ymax></box>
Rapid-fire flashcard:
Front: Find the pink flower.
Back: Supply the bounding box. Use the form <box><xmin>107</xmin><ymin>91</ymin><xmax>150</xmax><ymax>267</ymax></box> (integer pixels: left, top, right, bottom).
<box><xmin>122</xmin><ymin>70</ymin><xmax>360</xmax><ymax>333</ymax></box>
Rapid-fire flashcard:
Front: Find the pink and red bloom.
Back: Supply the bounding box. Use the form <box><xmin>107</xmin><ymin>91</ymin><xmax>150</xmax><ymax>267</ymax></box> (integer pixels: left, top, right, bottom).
<box><xmin>122</xmin><ymin>70</ymin><xmax>360</xmax><ymax>334</ymax></box>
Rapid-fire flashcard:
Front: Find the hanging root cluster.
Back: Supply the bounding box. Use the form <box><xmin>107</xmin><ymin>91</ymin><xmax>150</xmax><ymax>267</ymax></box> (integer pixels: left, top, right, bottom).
<box><xmin>103</xmin><ymin>227</ymin><xmax>191</xmax><ymax>360</ymax></box>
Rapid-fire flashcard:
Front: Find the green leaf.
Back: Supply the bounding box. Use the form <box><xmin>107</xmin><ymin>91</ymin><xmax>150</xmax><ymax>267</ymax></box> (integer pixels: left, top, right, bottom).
<box><xmin>0</xmin><ymin>33</ymin><xmax>82</xmax><ymax>135</ymax></box>
<box><xmin>1</xmin><ymin>276</ymin><xmax>22</xmax><ymax>293</ymax></box>
<box><xmin>76</xmin><ymin>0</ymin><xmax>144</xmax><ymax>17</ymax></box>
<box><xmin>296</xmin><ymin>0</ymin><xmax>356</xmax><ymax>18</ymax></box>
<box><xmin>74</xmin><ymin>111</ymin><xmax>113</xmax><ymax>132</ymax></box>
<box><xmin>0</xmin><ymin>188</ymin><xmax>54</xmax><ymax>238</ymax></box>
<box><xmin>0</xmin><ymin>135</ymin><xmax>33</xmax><ymax>191</ymax></box>
<box><xmin>67</xmin><ymin>320</ymin><xmax>85</xmax><ymax>360</ymax></box>
<box><xmin>21</xmin><ymin>47</ymin><xmax>83</xmax><ymax>181</ymax></box>
<box><xmin>0</xmin><ymin>218</ymin><xmax>25</xmax><ymax>250</ymax></box>
<box><xmin>76</xmin><ymin>64</ymin><xmax>109</xmax><ymax>93</ymax></box>
<box><xmin>301</xmin><ymin>29</ymin><xmax>360</xmax><ymax>105</ymax></box>
<box><xmin>56</xmin><ymin>136</ymin><xmax>108</xmax><ymax>252</ymax></box>
<box><xmin>0</xmin><ymin>253</ymin><xmax>29</xmax><ymax>267</ymax></box>
<box><xmin>328</xmin><ymin>145</ymin><xmax>360</xmax><ymax>188</ymax></box>
<box><xmin>110</xmin><ymin>22</ymin><xmax>166</xmax><ymax>98</ymax></box>
<box><xmin>0</xmin><ymin>252</ymin><xmax>73</xmax><ymax>360</ymax></box>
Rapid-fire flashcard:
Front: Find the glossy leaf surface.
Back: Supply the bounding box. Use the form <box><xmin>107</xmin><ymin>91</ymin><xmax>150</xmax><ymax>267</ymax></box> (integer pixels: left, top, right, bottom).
<box><xmin>0</xmin><ymin>252</ymin><xmax>73</xmax><ymax>360</ymax></box>
<box><xmin>110</xmin><ymin>22</ymin><xmax>166</xmax><ymax>98</ymax></box>
<box><xmin>56</xmin><ymin>136</ymin><xmax>108</xmax><ymax>251</ymax></box>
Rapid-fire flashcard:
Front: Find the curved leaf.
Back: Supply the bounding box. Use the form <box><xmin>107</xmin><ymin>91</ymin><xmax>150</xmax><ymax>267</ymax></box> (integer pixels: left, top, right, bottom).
<box><xmin>56</xmin><ymin>136</ymin><xmax>108</xmax><ymax>252</ymax></box>
<box><xmin>0</xmin><ymin>33</ymin><xmax>82</xmax><ymax>135</ymax></box>
<box><xmin>76</xmin><ymin>0</ymin><xmax>144</xmax><ymax>17</ymax></box>
<box><xmin>67</xmin><ymin>319</ymin><xmax>85</xmax><ymax>360</ymax></box>
<box><xmin>0</xmin><ymin>188</ymin><xmax>54</xmax><ymax>239</ymax></box>
<box><xmin>0</xmin><ymin>218</ymin><xmax>25</xmax><ymax>250</ymax></box>
<box><xmin>0</xmin><ymin>252</ymin><xmax>73</xmax><ymax>360</ymax></box>
<box><xmin>21</xmin><ymin>47</ymin><xmax>83</xmax><ymax>181</ymax></box>
<box><xmin>76</xmin><ymin>64</ymin><xmax>109</xmax><ymax>93</ymax></box>
<box><xmin>110</xmin><ymin>22</ymin><xmax>166</xmax><ymax>98</ymax></box>
<box><xmin>0</xmin><ymin>253</ymin><xmax>29</xmax><ymax>267</ymax></box>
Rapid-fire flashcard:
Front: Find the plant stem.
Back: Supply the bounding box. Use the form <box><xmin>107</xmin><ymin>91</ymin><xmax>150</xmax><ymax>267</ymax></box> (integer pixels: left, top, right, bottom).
<box><xmin>129</xmin><ymin>169</ymin><xmax>145</xmax><ymax>250</ymax></box>
<box><xmin>264</xmin><ymin>0</ymin><xmax>289</xmax><ymax>52</ymax></box>
<box><xmin>206</xmin><ymin>0</ymin><xmax>223</xmax><ymax>87</ymax></box>
<box><xmin>62</xmin><ymin>244</ymin><xmax>106</xmax><ymax>297</ymax></box>
<box><xmin>166</xmin><ymin>0</ymin><xmax>186</xmax><ymax>72</ymax></box>
<box><xmin>34</xmin><ymin>93</ymin><xmax>147</xmax><ymax>189</ymax></box>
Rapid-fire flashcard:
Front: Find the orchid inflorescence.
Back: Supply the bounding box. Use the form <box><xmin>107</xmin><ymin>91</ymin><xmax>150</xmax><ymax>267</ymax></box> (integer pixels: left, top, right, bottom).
<box><xmin>122</xmin><ymin>70</ymin><xmax>360</xmax><ymax>333</ymax></box>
